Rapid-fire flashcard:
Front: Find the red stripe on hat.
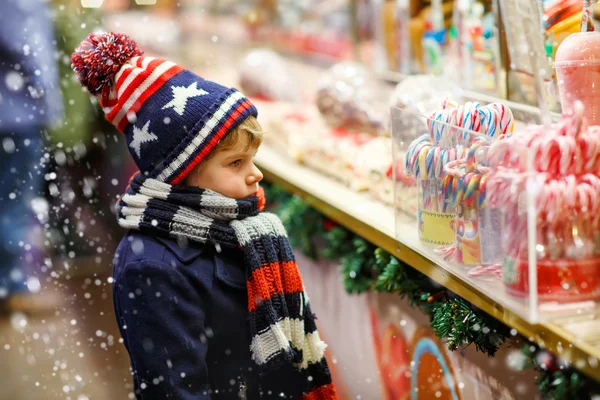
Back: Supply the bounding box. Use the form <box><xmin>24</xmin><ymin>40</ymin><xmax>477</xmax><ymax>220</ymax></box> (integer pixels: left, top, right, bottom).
<box><xmin>246</xmin><ymin>260</ymin><xmax>304</xmax><ymax>312</ymax></box>
<box><xmin>102</xmin><ymin>57</ymin><xmax>145</xmax><ymax>111</ymax></box>
<box><xmin>133</xmin><ymin>56</ymin><xmax>147</xmax><ymax>68</ymax></box>
<box><xmin>115</xmin><ymin>57</ymin><xmax>142</xmax><ymax>89</ymax></box>
<box><xmin>114</xmin><ymin>66</ymin><xmax>134</xmax><ymax>92</ymax></box>
<box><xmin>116</xmin><ymin>64</ymin><xmax>185</xmax><ymax>132</ymax></box>
<box><xmin>101</xmin><ymin>63</ymin><xmax>138</xmax><ymax>111</ymax></box>
<box><xmin>169</xmin><ymin>100</ymin><xmax>252</xmax><ymax>184</ymax></box>
<box><xmin>106</xmin><ymin>57</ymin><xmax>165</xmax><ymax>122</ymax></box>
<box><xmin>112</xmin><ymin>56</ymin><xmax>145</xmax><ymax>100</ymax></box>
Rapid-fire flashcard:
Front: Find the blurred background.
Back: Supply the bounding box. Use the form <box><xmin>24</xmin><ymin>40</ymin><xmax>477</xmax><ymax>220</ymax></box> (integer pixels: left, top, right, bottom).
<box><xmin>0</xmin><ymin>0</ymin><xmax>592</xmax><ymax>398</ymax></box>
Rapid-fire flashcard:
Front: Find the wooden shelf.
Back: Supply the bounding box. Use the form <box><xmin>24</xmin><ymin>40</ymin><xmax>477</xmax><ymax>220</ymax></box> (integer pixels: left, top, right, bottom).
<box><xmin>255</xmin><ymin>145</ymin><xmax>600</xmax><ymax>382</ymax></box>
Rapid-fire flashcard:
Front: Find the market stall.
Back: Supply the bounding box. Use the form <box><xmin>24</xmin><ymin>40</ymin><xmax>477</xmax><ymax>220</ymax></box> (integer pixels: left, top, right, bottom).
<box><xmin>93</xmin><ymin>0</ymin><xmax>600</xmax><ymax>397</ymax></box>
<box><xmin>4</xmin><ymin>0</ymin><xmax>600</xmax><ymax>398</ymax></box>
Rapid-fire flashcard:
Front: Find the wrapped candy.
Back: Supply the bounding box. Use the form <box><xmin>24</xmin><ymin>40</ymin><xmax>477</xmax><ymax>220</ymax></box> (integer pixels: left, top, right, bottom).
<box><xmin>316</xmin><ymin>62</ymin><xmax>388</xmax><ymax>135</ymax></box>
<box><xmin>238</xmin><ymin>49</ymin><xmax>303</xmax><ymax>102</ymax></box>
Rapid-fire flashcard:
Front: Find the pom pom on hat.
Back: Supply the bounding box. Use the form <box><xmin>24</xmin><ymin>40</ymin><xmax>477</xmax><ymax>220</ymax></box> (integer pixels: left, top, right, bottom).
<box><xmin>71</xmin><ymin>32</ymin><xmax>143</xmax><ymax>98</ymax></box>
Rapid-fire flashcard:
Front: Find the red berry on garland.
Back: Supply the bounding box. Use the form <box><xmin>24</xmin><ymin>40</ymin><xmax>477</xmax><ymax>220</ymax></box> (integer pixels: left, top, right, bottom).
<box><xmin>535</xmin><ymin>350</ymin><xmax>558</xmax><ymax>372</ymax></box>
<box><xmin>323</xmin><ymin>219</ymin><xmax>337</xmax><ymax>232</ymax></box>
<box><xmin>71</xmin><ymin>32</ymin><xmax>143</xmax><ymax>102</ymax></box>
<box><xmin>427</xmin><ymin>291</ymin><xmax>445</xmax><ymax>303</ymax></box>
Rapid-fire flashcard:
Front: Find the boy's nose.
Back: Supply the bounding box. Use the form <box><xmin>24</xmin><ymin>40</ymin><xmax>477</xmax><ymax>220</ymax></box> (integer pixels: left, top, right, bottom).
<box><xmin>247</xmin><ymin>164</ymin><xmax>263</xmax><ymax>185</ymax></box>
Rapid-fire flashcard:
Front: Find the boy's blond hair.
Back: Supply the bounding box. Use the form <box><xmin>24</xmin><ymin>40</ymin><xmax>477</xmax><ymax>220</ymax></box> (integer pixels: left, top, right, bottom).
<box><xmin>204</xmin><ymin>116</ymin><xmax>263</xmax><ymax>163</ymax></box>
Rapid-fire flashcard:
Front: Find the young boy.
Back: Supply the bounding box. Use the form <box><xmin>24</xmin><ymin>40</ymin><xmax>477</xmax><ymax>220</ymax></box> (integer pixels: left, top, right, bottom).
<box><xmin>72</xmin><ymin>33</ymin><xmax>337</xmax><ymax>400</ymax></box>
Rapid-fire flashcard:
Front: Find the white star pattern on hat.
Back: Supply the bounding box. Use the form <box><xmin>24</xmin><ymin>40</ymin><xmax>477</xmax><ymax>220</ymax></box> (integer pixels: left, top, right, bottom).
<box><xmin>162</xmin><ymin>82</ymin><xmax>209</xmax><ymax>116</ymax></box>
<box><xmin>130</xmin><ymin>121</ymin><xmax>158</xmax><ymax>158</ymax></box>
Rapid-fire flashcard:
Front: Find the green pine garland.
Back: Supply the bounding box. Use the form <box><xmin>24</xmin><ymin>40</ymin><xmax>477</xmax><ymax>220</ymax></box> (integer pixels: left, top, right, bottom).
<box><xmin>277</xmin><ymin>195</ymin><xmax>323</xmax><ymax>259</ymax></box>
<box><xmin>517</xmin><ymin>345</ymin><xmax>600</xmax><ymax>400</ymax></box>
<box><xmin>263</xmin><ymin>182</ymin><xmax>600</xmax><ymax>398</ymax></box>
<box><xmin>429</xmin><ymin>298</ymin><xmax>506</xmax><ymax>355</ymax></box>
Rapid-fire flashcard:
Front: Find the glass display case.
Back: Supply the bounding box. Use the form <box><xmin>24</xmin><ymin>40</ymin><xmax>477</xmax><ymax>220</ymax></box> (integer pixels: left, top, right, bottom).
<box><xmin>391</xmin><ymin>103</ymin><xmax>600</xmax><ymax>323</ymax></box>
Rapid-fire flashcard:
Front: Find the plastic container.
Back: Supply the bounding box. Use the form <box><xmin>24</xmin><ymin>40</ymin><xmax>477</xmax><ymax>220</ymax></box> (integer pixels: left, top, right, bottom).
<box><xmin>554</xmin><ymin>32</ymin><xmax>600</xmax><ymax>125</ymax></box>
<box><xmin>316</xmin><ymin>62</ymin><xmax>388</xmax><ymax>135</ymax></box>
<box><xmin>443</xmin><ymin>158</ymin><xmax>504</xmax><ymax>267</ymax></box>
<box><xmin>392</xmin><ymin>103</ymin><xmax>600</xmax><ymax>321</ymax></box>
<box><xmin>503</xmin><ymin>216</ymin><xmax>600</xmax><ymax>302</ymax></box>
<box><xmin>485</xmin><ymin>112</ymin><xmax>600</xmax><ymax>304</ymax></box>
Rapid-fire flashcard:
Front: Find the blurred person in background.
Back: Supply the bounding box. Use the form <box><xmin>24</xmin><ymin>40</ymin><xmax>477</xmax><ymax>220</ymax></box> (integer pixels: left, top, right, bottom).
<box><xmin>0</xmin><ymin>0</ymin><xmax>63</xmax><ymax>312</ymax></box>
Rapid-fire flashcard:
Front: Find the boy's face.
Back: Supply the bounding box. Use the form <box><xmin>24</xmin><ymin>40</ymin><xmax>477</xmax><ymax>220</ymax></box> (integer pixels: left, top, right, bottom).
<box><xmin>185</xmin><ymin>136</ymin><xmax>263</xmax><ymax>199</ymax></box>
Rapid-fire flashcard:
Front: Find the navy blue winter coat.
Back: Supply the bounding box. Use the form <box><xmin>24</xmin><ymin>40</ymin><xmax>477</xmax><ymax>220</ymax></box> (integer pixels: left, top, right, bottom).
<box><xmin>112</xmin><ymin>231</ymin><xmax>306</xmax><ymax>399</ymax></box>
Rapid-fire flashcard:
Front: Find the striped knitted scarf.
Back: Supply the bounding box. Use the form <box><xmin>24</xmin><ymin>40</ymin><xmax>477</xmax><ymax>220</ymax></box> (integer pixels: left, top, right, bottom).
<box><xmin>117</xmin><ymin>173</ymin><xmax>337</xmax><ymax>399</ymax></box>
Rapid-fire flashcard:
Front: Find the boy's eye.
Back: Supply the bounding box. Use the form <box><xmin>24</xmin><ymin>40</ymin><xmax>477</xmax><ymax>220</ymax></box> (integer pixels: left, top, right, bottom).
<box><xmin>229</xmin><ymin>160</ymin><xmax>241</xmax><ymax>167</ymax></box>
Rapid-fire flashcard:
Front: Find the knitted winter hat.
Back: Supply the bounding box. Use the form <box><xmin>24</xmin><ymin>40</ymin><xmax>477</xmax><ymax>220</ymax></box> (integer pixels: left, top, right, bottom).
<box><xmin>72</xmin><ymin>32</ymin><xmax>257</xmax><ymax>184</ymax></box>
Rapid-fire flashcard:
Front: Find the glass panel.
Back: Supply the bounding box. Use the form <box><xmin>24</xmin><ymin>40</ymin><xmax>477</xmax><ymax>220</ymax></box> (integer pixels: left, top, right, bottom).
<box><xmin>391</xmin><ymin>104</ymin><xmax>600</xmax><ymax>324</ymax></box>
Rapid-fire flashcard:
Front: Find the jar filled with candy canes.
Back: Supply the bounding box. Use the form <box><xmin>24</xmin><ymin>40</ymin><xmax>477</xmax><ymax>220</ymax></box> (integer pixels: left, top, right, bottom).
<box><xmin>405</xmin><ymin>130</ymin><xmax>458</xmax><ymax>247</ymax></box>
<box><xmin>440</xmin><ymin>139</ymin><xmax>503</xmax><ymax>268</ymax></box>
<box><xmin>487</xmin><ymin>102</ymin><xmax>600</xmax><ymax>302</ymax></box>
<box><xmin>404</xmin><ymin>101</ymin><xmax>514</xmax><ymax>249</ymax></box>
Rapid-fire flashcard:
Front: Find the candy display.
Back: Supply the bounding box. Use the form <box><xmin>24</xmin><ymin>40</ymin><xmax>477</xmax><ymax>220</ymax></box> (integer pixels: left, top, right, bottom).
<box><xmin>385</xmin><ymin>156</ymin><xmax>419</xmax><ymax>215</ymax></box>
<box><xmin>298</xmin><ymin>130</ymin><xmax>371</xmax><ymax>190</ymax></box>
<box><xmin>554</xmin><ymin>32</ymin><xmax>600</xmax><ymax>125</ymax></box>
<box><xmin>315</xmin><ymin>62</ymin><xmax>389</xmax><ymax>135</ymax></box>
<box><xmin>238</xmin><ymin>24</ymin><xmax>600</xmax><ymax>310</ymax></box>
<box><xmin>256</xmin><ymin>100</ymin><xmax>326</xmax><ymax>159</ymax></box>
<box><xmin>239</xmin><ymin>49</ymin><xmax>303</xmax><ymax>102</ymax></box>
<box><xmin>440</xmin><ymin>141</ymin><xmax>503</xmax><ymax>266</ymax></box>
<box><xmin>486</xmin><ymin>101</ymin><xmax>600</xmax><ymax>302</ymax></box>
<box><xmin>250</xmin><ymin>83</ymin><xmax>411</xmax><ymax>210</ymax></box>
<box><xmin>404</xmin><ymin>101</ymin><xmax>514</xmax><ymax>248</ymax></box>
<box><xmin>297</xmin><ymin>129</ymin><xmax>392</xmax><ymax>191</ymax></box>
<box><xmin>268</xmin><ymin>110</ymin><xmax>417</xmax><ymax>212</ymax></box>
<box><xmin>352</xmin><ymin>136</ymin><xmax>395</xmax><ymax>195</ymax></box>
<box><xmin>356</xmin><ymin>138</ymin><xmax>418</xmax><ymax>214</ymax></box>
